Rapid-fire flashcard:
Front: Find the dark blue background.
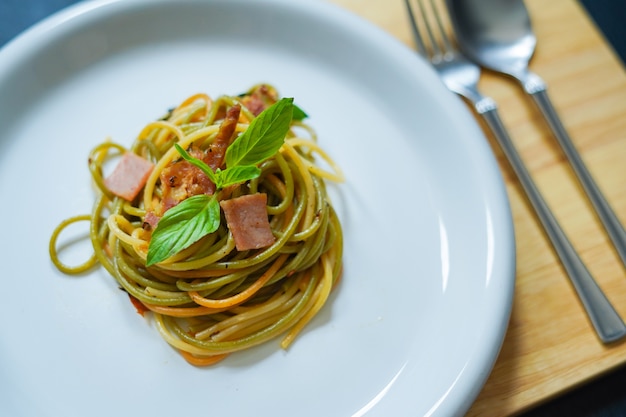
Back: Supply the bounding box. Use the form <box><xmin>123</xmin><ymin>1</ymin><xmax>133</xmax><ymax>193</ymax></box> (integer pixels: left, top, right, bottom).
<box><xmin>1</xmin><ymin>1</ymin><xmax>625</xmax><ymax>416</ymax></box>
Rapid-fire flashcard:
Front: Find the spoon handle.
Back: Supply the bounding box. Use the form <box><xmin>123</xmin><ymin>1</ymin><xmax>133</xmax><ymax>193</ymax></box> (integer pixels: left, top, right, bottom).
<box><xmin>520</xmin><ymin>73</ymin><xmax>626</xmax><ymax>268</ymax></box>
<box><xmin>476</xmin><ymin>98</ymin><xmax>626</xmax><ymax>343</ymax></box>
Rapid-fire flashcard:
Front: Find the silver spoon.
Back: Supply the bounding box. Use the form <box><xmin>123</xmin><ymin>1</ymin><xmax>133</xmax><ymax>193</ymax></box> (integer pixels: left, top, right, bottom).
<box><xmin>446</xmin><ymin>0</ymin><xmax>626</xmax><ymax>268</ymax></box>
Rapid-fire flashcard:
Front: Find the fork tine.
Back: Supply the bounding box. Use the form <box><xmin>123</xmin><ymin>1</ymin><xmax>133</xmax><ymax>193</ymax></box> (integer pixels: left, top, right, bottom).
<box><xmin>416</xmin><ymin>0</ymin><xmax>443</xmax><ymax>58</ymax></box>
<box><xmin>403</xmin><ymin>0</ymin><xmax>428</xmax><ymax>56</ymax></box>
<box><xmin>405</xmin><ymin>0</ymin><xmax>450</xmax><ymax>61</ymax></box>
<box><xmin>427</xmin><ymin>0</ymin><xmax>454</xmax><ymax>55</ymax></box>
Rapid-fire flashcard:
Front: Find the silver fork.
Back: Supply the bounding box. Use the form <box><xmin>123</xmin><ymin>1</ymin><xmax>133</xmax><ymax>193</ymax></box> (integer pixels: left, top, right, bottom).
<box><xmin>404</xmin><ymin>0</ymin><xmax>626</xmax><ymax>343</ymax></box>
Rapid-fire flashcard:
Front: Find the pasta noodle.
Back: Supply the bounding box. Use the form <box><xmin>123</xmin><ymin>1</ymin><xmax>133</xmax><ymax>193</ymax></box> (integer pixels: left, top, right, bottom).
<box><xmin>49</xmin><ymin>84</ymin><xmax>344</xmax><ymax>366</ymax></box>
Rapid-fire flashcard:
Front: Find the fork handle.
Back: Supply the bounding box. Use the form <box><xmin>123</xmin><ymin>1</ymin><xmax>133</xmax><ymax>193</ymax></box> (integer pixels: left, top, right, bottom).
<box><xmin>520</xmin><ymin>73</ymin><xmax>626</xmax><ymax>268</ymax></box>
<box><xmin>478</xmin><ymin>103</ymin><xmax>626</xmax><ymax>343</ymax></box>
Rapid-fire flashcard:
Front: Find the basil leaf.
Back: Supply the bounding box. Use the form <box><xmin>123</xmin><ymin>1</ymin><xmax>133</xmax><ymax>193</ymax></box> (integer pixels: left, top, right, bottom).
<box><xmin>174</xmin><ymin>144</ymin><xmax>217</xmax><ymax>184</ymax></box>
<box><xmin>215</xmin><ymin>166</ymin><xmax>261</xmax><ymax>189</ymax></box>
<box><xmin>225</xmin><ymin>97</ymin><xmax>293</xmax><ymax>168</ymax></box>
<box><xmin>292</xmin><ymin>104</ymin><xmax>308</xmax><ymax>121</ymax></box>
<box><xmin>146</xmin><ymin>195</ymin><xmax>220</xmax><ymax>266</ymax></box>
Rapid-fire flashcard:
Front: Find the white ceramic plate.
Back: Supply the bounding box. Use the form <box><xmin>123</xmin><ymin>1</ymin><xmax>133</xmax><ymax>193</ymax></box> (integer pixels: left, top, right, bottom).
<box><xmin>0</xmin><ymin>1</ymin><xmax>515</xmax><ymax>416</ymax></box>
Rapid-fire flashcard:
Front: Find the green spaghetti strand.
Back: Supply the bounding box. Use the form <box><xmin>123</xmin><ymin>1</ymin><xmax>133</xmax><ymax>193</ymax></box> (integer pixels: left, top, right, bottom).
<box><xmin>49</xmin><ymin>215</ymin><xmax>98</xmax><ymax>274</ymax></box>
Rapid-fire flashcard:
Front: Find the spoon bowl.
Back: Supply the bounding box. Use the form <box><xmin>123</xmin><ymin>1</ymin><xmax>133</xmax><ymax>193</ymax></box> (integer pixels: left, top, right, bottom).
<box><xmin>448</xmin><ymin>0</ymin><xmax>536</xmax><ymax>78</ymax></box>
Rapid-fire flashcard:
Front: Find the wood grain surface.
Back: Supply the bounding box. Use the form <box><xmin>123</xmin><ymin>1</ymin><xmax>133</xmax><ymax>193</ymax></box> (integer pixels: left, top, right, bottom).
<box><xmin>329</xmin><ymin>0</ymin><xmax>626</xmax><ymax>415</ymax></box>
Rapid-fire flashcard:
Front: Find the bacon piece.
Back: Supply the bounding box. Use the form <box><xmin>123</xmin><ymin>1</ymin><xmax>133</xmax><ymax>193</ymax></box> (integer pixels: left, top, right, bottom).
<box><xmin>159</xmin><ymin>145</ymin><xmax>214</xmax><ymax>211</ymax></box>
<box><xmin>240</xmin><ymin>85</ymin><xmax>278</xmax><ymax>116</ymax></box>
<box><xmin>156</xmin><ymin>105</ymin><xmax>242</xmax><ymax>216</ymax></box>
<box><xmin>204</xmin><ymin>104</ymin><xmax>241</xmax><ymax>170</ymax></box>
<box><xmin>220</xmin><ymin>193</ymin><xmax>275</xmax><ymax>251</ymax></box>
<box><xmin>142</xmin><ymin>211</ymin><xmax>160</xmax><ymax>230</ymax></box>
<box><xmin>104</xmin><ymin>152</ymin><xmax>154</xmax><ymax>201</ymax></box>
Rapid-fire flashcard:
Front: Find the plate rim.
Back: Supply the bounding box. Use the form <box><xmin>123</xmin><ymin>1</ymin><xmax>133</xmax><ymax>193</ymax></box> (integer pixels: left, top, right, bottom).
<box><xmin>0</xmin><ymin>0</ymin><xmax>516</xmax><ymax>416</ymax></box>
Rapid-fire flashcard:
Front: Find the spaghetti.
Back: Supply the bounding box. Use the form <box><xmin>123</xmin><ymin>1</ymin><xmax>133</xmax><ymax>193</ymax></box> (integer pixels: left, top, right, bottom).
<box><xmin>49</xmin><ymin>84</ymin><xmax>344</xmax><ymax>366</ymax></box>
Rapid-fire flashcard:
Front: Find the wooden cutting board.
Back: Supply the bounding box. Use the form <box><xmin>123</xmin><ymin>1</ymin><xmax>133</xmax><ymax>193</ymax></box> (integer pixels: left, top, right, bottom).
<box><xmin>329</xmin><ymin>0</ymin><xmax>626</xmax><ymax>415</ymax></box>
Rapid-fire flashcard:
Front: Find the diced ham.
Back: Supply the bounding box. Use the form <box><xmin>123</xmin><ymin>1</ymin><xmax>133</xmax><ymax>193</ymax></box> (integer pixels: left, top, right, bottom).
<box><xmin>104</xmin><ymin>152</ymin><xmax>154</xmax><ymax>201</ymax></box>
<box><xmin>220</xmin><ymin>193</ymin><xmax>276</xmax><ymax>251</ymax></box>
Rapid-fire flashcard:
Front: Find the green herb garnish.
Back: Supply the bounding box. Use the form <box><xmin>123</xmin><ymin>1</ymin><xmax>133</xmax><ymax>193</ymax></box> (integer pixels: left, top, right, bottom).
<box><xmin>146</xmin><ymin>97</ymin><xmax>294</xmax><ymax>266</ymax></box>
<box><xmin>292</xmin><ymin>105</ymin><xmax>308</xmax><ymax>121</ymax></box>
